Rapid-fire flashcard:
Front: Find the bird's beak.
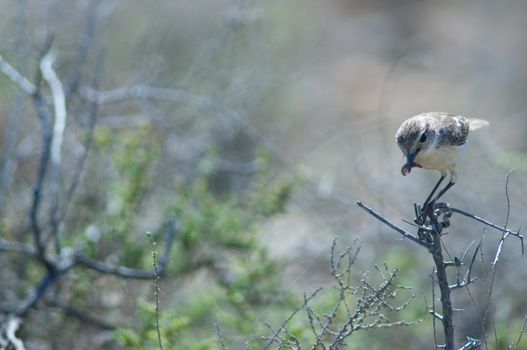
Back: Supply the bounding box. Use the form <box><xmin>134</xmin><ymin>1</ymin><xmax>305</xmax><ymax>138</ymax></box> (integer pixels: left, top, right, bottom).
<box><xmin>401</xmin><ymin>152</ymin><xmax>417</xmax><ymax>176</ymax></box>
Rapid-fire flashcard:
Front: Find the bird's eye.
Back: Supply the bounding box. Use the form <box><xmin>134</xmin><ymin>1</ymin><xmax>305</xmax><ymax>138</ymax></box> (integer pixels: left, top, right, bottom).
<box><xmin>419</xmin><ymin>133</ymin><xmax>427</xmax><ymax>143</ymax></box>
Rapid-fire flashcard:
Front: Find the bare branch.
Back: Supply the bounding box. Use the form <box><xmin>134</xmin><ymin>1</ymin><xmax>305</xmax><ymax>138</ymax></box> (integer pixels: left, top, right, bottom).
<box><xmin>431</xmin><ymin>268</ymin><xmax>439</xmax><ymax>349</ymax></box>
<box><xmin>158</xmin><ymin>218</ymin><xmax>180</xmax><ymax>274</ymax></box>
<box><xmin>465</xmin><ymin>242</ymin><xmax>480</xmax><ymax>288</ymax></box>
<box><xmin>491</xmin><ymin>169</ymin><xmax>516</xmax><ymax>268</ymax></box>
<box><xmin>5</xmin><ymin>317</ymin><xmax>26</xmax><ymax>350</ymax></box>
<box><xmin>40</xmin><ymin>51</ymin><xmax>67</xmax><ymax>170</ymax></box>
<box><xmin>450</xmin><ymin>208</ymin><xmax>523</xmax><ymax>246</ymax></box>
<box><xmin>74</xmin><ymin>254</ymin><xmax>156</xmax><ymax>279</ymax></box>
<box><xmin>0</xmin><ymin>238</ymin><xmax>36</xmax><ymax>257</ymax></box>
<box><xmin>40</xmin><ymin>51</ymin><xmax>67</xmax><ymax>253</ymax></box>
<box><xmin>0</xmin><ymin>53</ymin><xmax>36</xmax><ymax>95</ymax></box>
<box><xmin>60</xmin><ymin>48</ymin><xmax>105</xmax><ymax>228</ymax></box>
<box><xmin>262</xmin><ymin>287</ymin><xmax>322</xmax><ymax>350</ymax></box>
<box><xmin>215</xmin><ymin>321</ymin><xmax>228</xmax><ymax>350</ymax></box>
<box><xmin>511</xmin><ymin>315</ymin><xmax>527</xmax><ymax>350</ymax></box>
<box><xmin>146</xmin><ymin>232</ymin><xmax>164</xmax><ymax>350</ymax></box>
<box><xmin>356</xmin><ymin>201</ymin><xmax>431</xmax><ymax>248</ymax></box>
<box><xmin>45</xmin><ymin>298</ymin><xmax>115</xmax><ymax>330</ymax></box>
<box><xmin>14</xmin><ymin>271</ymin><xmax>60</xmax><ymax>317</ymax></box>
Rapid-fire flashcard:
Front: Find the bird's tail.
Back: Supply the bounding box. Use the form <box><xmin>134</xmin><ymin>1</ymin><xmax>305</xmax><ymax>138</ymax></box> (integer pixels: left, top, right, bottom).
<box><xmin>468</xmin><ymin>118</ymin><xmax>489</xmax><ymax>130</ymax></box>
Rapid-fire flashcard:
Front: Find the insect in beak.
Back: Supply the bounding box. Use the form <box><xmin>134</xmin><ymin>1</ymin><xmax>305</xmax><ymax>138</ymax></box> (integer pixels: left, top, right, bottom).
<box><xmin>401</xmin><ymin>152</ymin><xmax>420</xmax><ymax>176</ymax></box>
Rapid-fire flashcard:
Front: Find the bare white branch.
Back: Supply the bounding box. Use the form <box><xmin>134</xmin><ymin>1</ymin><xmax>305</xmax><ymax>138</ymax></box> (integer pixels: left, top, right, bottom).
<box><xmin>40</xmin><ymin>52</ymin><xmax>67</xmax><ymax>168</ymax></box>
<box><xmin>6</xmin><ymin>317</ymin><xmax>26</xmax><ymax>350</ymax></box>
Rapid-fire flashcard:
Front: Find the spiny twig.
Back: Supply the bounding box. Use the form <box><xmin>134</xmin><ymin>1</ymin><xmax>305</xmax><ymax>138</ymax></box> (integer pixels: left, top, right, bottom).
<box><xmin>356</xmin><ymin>201</ymin><xmax>431</xmax><ymax>248</ymax></box>
<box><xmin>147</xmin><ymin>232</ymin><xmax>164</xmax><ymax>350</ymax></box>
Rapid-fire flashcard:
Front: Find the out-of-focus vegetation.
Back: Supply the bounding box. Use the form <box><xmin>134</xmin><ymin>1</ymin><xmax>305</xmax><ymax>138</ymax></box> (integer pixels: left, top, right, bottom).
<box><xmin>1</xmin><ymin>0</ymin><xmax>527</xmax><ymax>349</ymax></box>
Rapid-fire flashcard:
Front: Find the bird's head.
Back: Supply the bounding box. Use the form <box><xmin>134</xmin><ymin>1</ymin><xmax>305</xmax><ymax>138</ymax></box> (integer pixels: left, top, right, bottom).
<box><xmin>395</xmin><ymin>118</ymin><xmax>436</xmax><ymax>175</ymax></box>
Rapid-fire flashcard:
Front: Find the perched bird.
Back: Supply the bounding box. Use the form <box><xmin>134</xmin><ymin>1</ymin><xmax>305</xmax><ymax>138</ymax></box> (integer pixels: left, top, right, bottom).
<box><xmin>395</xmin><ymin>112</ymin><xmax>489</xmax><ymax>206</ymax></box>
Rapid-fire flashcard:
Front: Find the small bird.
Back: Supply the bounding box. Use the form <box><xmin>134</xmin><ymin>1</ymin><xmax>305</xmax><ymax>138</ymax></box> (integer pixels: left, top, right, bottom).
<box><xmin>395</xmin><ymin>112</ymin><xmax>489</xmax><ymax>206</ymax></box>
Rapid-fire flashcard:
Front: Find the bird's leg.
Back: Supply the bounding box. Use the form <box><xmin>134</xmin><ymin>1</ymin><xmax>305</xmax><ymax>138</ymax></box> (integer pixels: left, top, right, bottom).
<box><xmin>416</xmin><ymin>174</ymin><xmax>447</xmax><ymax>224</ymax></box>
<box><xmin>422</xmin><ymin>174</ymin><xmax>445</xmax><ymax>209</ymax></box>
<box><xmin>417</xmin><ymin>181</ymin><xmax>456</xmax><ymax>223</ymax></box>
<box><xmin>433</xmin><ymin>181</ymin><xmax>455</xmax><ymax>202</ymax></box>
<box><xmin>418</xmin><ymin>170</ymin><xmax>456</xmax><ymax>222</ymax></box>
<box><xmin>434</xmin><ymin>170</ymin><xmax>457</xmax><ymax>203</ymax></box>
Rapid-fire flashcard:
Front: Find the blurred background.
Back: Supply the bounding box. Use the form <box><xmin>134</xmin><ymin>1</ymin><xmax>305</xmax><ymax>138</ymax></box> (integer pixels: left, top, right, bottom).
<box><xmin>0</xmin><ymin>0</ymin><xmax>526</xmax><ymax>348</ymax></box>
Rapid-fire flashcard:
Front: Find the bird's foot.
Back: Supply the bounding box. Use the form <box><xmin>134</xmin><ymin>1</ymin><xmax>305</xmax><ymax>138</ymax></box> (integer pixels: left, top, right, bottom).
<box><xmin>414</xmin><ymin>201</ymin><xmax>453</xmax><ymax>233</ymax></box>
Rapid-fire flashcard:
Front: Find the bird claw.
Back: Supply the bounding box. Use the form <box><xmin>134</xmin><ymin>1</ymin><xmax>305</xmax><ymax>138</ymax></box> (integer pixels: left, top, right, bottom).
<box><xmin>414</xmin><ymin>201</ymin><xmax>453</xmax><ymax>241</ymax></box>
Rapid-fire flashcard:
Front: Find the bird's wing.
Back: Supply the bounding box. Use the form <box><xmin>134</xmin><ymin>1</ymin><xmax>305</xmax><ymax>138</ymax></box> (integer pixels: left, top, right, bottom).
<box><xmin>427</xmin><ymin>112</ymin><xmax>470</xmax><ymax>147</ymax></box>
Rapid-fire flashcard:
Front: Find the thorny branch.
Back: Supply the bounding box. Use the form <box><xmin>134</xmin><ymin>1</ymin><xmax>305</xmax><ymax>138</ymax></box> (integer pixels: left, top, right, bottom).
<box><xmin>260</xmin><ymin>237</ymin><xmax>416</xmax><ymax>349</ymax></box>
<box><xmin>356</xmin><ymin>201</ymin><xmax>431</xmax><ymax>248</ymax></box>
<box><xmin>357</xmin><ymin>172</ymin><xmax>523</xmax><ymax>350</ymax></box>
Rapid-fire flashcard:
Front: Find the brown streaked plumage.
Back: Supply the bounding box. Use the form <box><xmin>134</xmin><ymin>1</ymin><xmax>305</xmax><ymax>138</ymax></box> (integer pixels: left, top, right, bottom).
<box><xmin>395</xmin><ymin>112</ymin><xmax>488</xmax><ymax>204</ymax></box>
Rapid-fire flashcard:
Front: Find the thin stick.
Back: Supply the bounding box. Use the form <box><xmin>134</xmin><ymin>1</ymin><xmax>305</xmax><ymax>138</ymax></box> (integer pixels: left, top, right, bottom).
<box><xmin>512</xmin><ymin>315</ymin><xmax>527</xmax><ymax>349</ymax></box>
<box><xmin>262</xmin><ymin>288</ymin><xmax>322</xmax><ymax>350</ymax></box>
<box><xmin>450</xmin><ymin>208</ymin><xmax>523</xmax><ymax>243</ymax></box>
<box><xmin>40</xmin><ymin>51</ymin><xmax>67</xmax><ymax>254</ymax></box>
<box><xmin>431</xmin><ymin>268</ymin><xmax>439</xmax><ymax>349</ymax></box>
<box><xmin>356</xmin><ymin>201</ymin><xmax>431</xmax><ymax>248</ymax></box>
<box><xmin>482</xmin><ymin>170</ymin><xmax>517</xmax><ymax>347</ymax></box>
<box><xmin>147</xmin><ymin>232</ymin><xmax>164</xmax><ymax>350</ymax></box>
<box><xmin>0</xmin><ymin>53</ymin><xmax>36</xmax><ymax>95</ymax></box>
<box><xmin>215</xmin><ymin>321</ymin><xmax>228</xmax><ymax>350</ymax></box>
<box><xmin>492</xmin><ymin>169</ymin><xmax>516</xmax><ymax>268</ymax></box>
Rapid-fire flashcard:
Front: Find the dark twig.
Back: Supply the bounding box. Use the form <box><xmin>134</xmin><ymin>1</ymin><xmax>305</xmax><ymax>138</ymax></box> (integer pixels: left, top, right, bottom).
<box><xmin>431</xmin><ymin>268</ymin><xmax>439</xmax><ymax>349</ymax></box>
<box><xmin>465</xmin><ymin>242</ymin><xmax>480</xmax><ymax>289</ymax></box>
<box><xmin>0</xmin><ymin>238</ymin><xmax>35</xmax><ymax>257</ymax></box>
<box><xmin>63</xmin><ymin>0</ymin><xmax>101</xmax><ymax>99</ymax></box>
<box><xmin>460</xmin><ymin>241</ymin><xmax>476</xmax><ymax>263</ymax></box>
<box><xmin>482</xmin><ymin>170</ymin><xmax>517</xmax><ymax>347</ymax></box>
<box><xmin>74</xmin><ymin>254</ymin><xmax>155</xmax><ymax>279</ymax></box>
<box><xmin>492</xmin><ymin>169</ymin><xmax>516</xmax><ymax>268</ymax></box>
<box><xmin>27</xmin><ymin>39</ymin><xmax>56</xmax><ymax>272</ymax></box>
<box><xmin>45</xmin><ymin>298</ymin><xmax>116</xmax><ymax>330</ymax></box>
<box><xmin>450</xmin><ymin>208</ymin><xmax>523</xmax><ymax>252</ymax></box>
<box><xmin>429</xmin><ymin>217</ymin><xmax>455</xmax><ymax>350</ymax></box>
<box><xmin>357</xmin><ymin>199</ymin><xmax>455</xmax><ymax>349</ymax></box>
<box><xmin>158</xmin><ymin>218</ymin><xmax>180</xmax><ymax>275</ymax></box>
<box><xmin>511</xmin><ymin>315</ymin><xmax>527</xmax><ymax>350</ymax></box>
<box><xmin>6</xmin><ymin>250</ymin><xmax>168</xmax><ymax>318</ymax></box>
<box><xmin>59</xmin><ymin>48</ymin><xmax>105</xmax><ymax>233</ymax></box>
<box><xmin>356</xmin><ymin>201</ymin><xmax>431</xmax><ymax>248</ymax></box>
<box><xmin>14</xmin><ymin>270</ymin><xmax>59</xmax><ymax>317</ymax></box>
